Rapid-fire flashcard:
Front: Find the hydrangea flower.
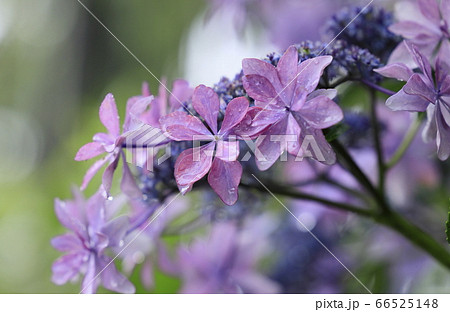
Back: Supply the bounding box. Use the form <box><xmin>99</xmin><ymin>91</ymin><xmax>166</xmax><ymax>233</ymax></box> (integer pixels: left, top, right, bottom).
<box><xmin>241</xmin><ymin>45</ymin><xmax>343</xmax><ymax>170</ymax></box>
<box><xmin>375</xmin><ymin>42</ymin><xmax>450</xmax><ymax>160</ymax></box>
<box><xmin>388</xmin><ymin>0</ymin><xmax>450</xmax><ymax>66</ymax></box>
<box><xmin>51</xmin><ymin>189</ymin><xmax>135</xmax><ymax>294</ymax></box>
<box><xmin>176</xmin><ymin>218</ymin><xmax>280</xmax><ymax>293</ymax></box>
<box><xmin>75</xmin><ymin>93</ymin><xmax>144</xmax><ymax>197</ymax></box>
<box><xmin>160</xmin><ymin>85</ymin><xmax>249</xmax><ymax>205</ymax></box>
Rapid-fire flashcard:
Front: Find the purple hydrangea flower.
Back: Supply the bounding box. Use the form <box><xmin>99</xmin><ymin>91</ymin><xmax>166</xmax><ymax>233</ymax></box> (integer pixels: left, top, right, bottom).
<box><xmin>160</xmin><ymin>85</ymin><xmax>249</xmax><ymax>205</ymax></box>
<box><xmin>388</xmin><ymin>0</ymin><xmax>450</xmax><ymax>66</ymax></box>
<box><xmin>241</xmin><ymin>45</ymin><xmax>343</xmax><ymax>170</ymax></box>
<box><xmin>176</xmin><ymin>218</ymin><xmax>280</xmax><ymax>293</ymax></box>
<box><xmin>51</xmin><ymin>189</ymin><xmax>135</xmax><ymax>294</ymax></box>
<box><xmin>75</xmin><ymin>93</ymin><xmax>144</xmax><ymax>197</ymax></box>
<box><xmin>375</xmin><ymin>42</ymin><xmax>450</xmax><ymax>160</ymax></box>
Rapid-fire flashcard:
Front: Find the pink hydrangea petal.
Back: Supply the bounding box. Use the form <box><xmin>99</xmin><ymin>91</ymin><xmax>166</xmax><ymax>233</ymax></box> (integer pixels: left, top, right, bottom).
<box><xmin>374</xmin><ymin>63</ymin><xmax>414</xmax><ymax>82</ymax></box>
<box><xmin>51</xmin><ymin>234</ymin><xmax>83</xmax><ymax>252</ymax></box>
<box><xmin>174</xmin><ymin>142</ymin><xmax>215</xmax><ymax>193</ymax></box>
<box><xmin>293</xmin><ymin>114</ymin><xmax>337</xmax><ymax>165</ymax></box>
<box><xmin>286</xmin><ymin>113</ymin><xmax>301</xmax><ymax>155</ymax></box>
<box><xmin>220</xmin><ymin>97</ymin><xmax>249</xmax><ymax>135</ymax></box>
<box><xmin>231</xmin><ymin>106</ymin><xmax>271</xmax><ymax>139</ymax></box>
<box><xmin>418</xmin><ymin>0</ymin><xmax>441</xmax><ymax>23</ymax></box>
<box><xmin>242</xmin><ymin>74</ymin><xmax>282</xmax><ymax>106</ymax></box>
<box><xmin>170</xmin><ymin>79</ymin><xmax>193</xmax><ymax>111</ymax></box>
<box><xmin>75</xmin><ymin>142</ymin><xmax>105</xmax><ymax>161</ymax></box>
<box><xmin>80</xmin><ymin>157</ymin><xmax>108</xmax><ymax>190</ymax></box>
<box><xmin>276</xmin><ymin>45</ymin><xmax>298</xmax><ymax>104</ymax></box>
<box><xmin>298</xmin><ymin>95</ymin><xmax>343</xmax><ymax>129</ymax></box>
<box><xmin>142</xmin><ymin>81</ymin><xmax>151</xmax><ymax>97</ymax></box>
<box><xmin>386</xmin><ymin>88</ymin><xmax>429</xmax><ymax>112</ymax></box>
<box><xmin>160</xmin><ymin>111</ymin><xmax>213</xmax><ymax>141</ymax></box>
<box><xmin>192</xmin><ymin>85</ymin><xmax>220</xmax><ymax>134</ymax></box>
<box><xmin>306</xmin><ymin>89</ymin><xmax>337</xmax><ymax>101</ymax></box>
<box><xmin>215</xmin><ymin>140</ymin><xmax>240</xmax><ymax>162</ymax></box>
<box><xmin>99</xmin><ymin>93</ymin><xmax>120</xmax><ymax>137</ymax></box>
<box><xmin>102</xmin><ymin>155</ymin><xmax>120</xmax><ymax>194</ymax></box>
<box><xmin>254</xmin><ymin>117</ymin><xmax>289</xmax><ymax>171</ymax></box>
<box><xmin>242</xmin><ymin>58</ymin><xmax>282</xmax><ymax>90</ymax></box>
<box><xmin>124</xmin><ymin>96</ymin><xmax>154</xmax><ymax>132</ymax></box>
<box><xmin>403</xmin><ymin>74</ymin><xmax>436</xmax><ymax>103</ymax></box>
<box><xmin>251</xmin><ymin>109</ymin><xmax>287</xmax><ymax>127</ymax></box>
<box><xmin>296</xmin><ymin>56</ymin><xmax>333</xmax><ymax>94</ymax></box>
<box><xmin>208</xmin><ymin>158</ymin><xmax>242</xmax><ymax>205</ymax></box>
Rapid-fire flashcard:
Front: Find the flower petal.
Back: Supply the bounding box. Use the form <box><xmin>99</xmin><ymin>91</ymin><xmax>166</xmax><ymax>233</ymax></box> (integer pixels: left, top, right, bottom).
<box><xmin>296</xmin><ymin>56</ymin><xmax>333</xmax><ymax>94</ymax></box>
<box><xmin>101</xmin><ymin>215</ymin><xmax>129</xmax><ymax>247</ymax></box>
<box><xmin>277</xmin><ymin>45</ymin><xmax>298</xmax><ymax>104</ymax></box>
<box><xmin>208</xmin><ymin>158</ymin><xmax>242</xmax><ymax>205</ymax></box>
<box><xmin>101</xmin><ymin>257</ymin><xmax>136</xmax><ymax>293</ymax></box>
<box><xmin>54</xmin><ymin>198</ymin><xmax>86</xmax><ymax>236</ymax></box>
<box><xmin>99</xmin><ymin>93</ymin><xmax>120</xmax><ymax>137</ymax></box>
<box><xmin>75</xmin><ymin>142</ymin><xmax>105</xmax><ymax>161</ymax></box>
<box><xmin>170</xmin><ymin>79</ymin><xmax>193</xmax><ymax>111</ymax></box>
<box><xmin>436</xmin><ymin>102</ymin><xmax>450</xmax><ymax>160</ymax></box>
<box><xmin>242</xmin><ymin>58</ymin><xmax>282</xmax><ymax>90</ymax></box>
<box><xmin>215</xmin><ymin>140</ymin><xmax>240</xmax><ymax>162</ymax></box>
<box><xmin>192</xmin><ymin>85</ymin><xmax>220</xmax><ymax>134</ymax></box>
<box><xmin>81</xmin><ymin>254</ymin><xmax>98</xmax><ymax>294</ymax></box>
<box><xmin>374</xmin><ymin>63</ymin><xmax>414</xmax><ymax>82</ymax></box>
<box><xmin>234</xmin><ymin>271</ymin><xmax>280</xmax><ymax>294</ymax></box>
<box><xmin>52</xmin><ymin>252</ymin><xmax>87</xmax><ymax>285</ymax></box>
<box><xmin>121</xmin><ymin>158</ymin><xmax>142</xmax><ymax>198</ymax></box>
<box><xmin>231</xmin><ymin>106</ymin><xmax>271</xmax><ymax>139</ymax></box>
<box><xmin>418</xmin><ymin>0</ymin><xmax>441</xmax><ymax>24</ymax></box>
<box><xmin>403</xmin><ymin>74</ymin><xmax>435</xmax><ymax>103</ymax></box>
<box><xmin>160</xmin><ymin>111</ymin><xmax>212</xmax><ymax>141</ymax></box>
<box><xmin>405</xmin><ymin>42</ymin><xmax>434</xmax><ymax>82</ymax></box>
<box><xmin>298</xmin><ymin>95</ymin><xmax>343</xmax><ymax>129</ymax></box>
<box><xmin>51</xmin><ymin>234</ymin><xmax>83</xmax><ymax>252</ymax></box>
<box><xmin>242</xmin><ymin>74</ymin><xmax>282</xmax><ymax>106</ymax></box>
<box><xmin>386</xmin><ymin>88</ymin><xmax>429</xmax><ymax>112</ymax></box>
<box><xmin>306</xmin><ymin>89</ymin><xmax>337</xmax><ymax>101</ymax></box>
<box><xmin>80</xmin><ymin>157</ymin><xmax>108</xmax><ymax>191</ymax></box>
<box><xmin>422</xmin><ymin>104</ymin><xmax>437</xmax><ymax>143</ymax></box>
<box><xmin>220</xmin><ymin>97</ymin><xmax>249</xmax><ymax>135</ymax></box>
<box><xmin>174</xmin><ymin>142</ymin><xmax>215</xmax><ymax>193</ymax></box>
<box><xmin>102</xmin><ymin>155</ymin><xmax>120</xmax><ymax>194</ymax></box>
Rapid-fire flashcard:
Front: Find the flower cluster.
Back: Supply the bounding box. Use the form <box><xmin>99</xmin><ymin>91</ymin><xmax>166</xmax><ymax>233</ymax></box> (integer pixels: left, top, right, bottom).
<box><xmin>52</xmin><ymin>1</ymin><xmax>450</xmax><ymax>294</ymax></box>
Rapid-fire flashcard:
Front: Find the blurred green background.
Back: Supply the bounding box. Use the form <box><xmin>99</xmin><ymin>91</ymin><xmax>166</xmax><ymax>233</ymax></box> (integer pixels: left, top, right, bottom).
<box><xmin>0</xmin><ymin>0</ymin><xmax>205</xmax><ymax>293</ymax></box>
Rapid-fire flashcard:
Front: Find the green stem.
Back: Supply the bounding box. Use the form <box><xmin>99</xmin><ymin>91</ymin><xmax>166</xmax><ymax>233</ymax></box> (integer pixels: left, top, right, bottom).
<box><xmin>386</xmin><ymin>113</ymin><xmax>423</xmax><ymax>169</ymax></box>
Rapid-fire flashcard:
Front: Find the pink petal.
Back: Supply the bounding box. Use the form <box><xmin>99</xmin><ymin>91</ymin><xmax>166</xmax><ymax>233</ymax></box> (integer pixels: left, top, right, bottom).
<box><xmin>386</xmin><ymin>88</ymin><xmax>429</xmax><ymax>112</ymax></box>
<box><xmin>251</xmin><ymin>108</ymin><xmax>287</xmax><ymax>127</ymax></box>
<box><xmin>296</xmin><ymin>56</ymin><xmax>333</xmax><ymax>94</ymax></box>
<box><xmin>80</xmin><ymin>157</ymin><xmax>109</xmax><ymax>190</ymax></box>
<box><xmin>75</xmin><ymin>142</ymin><xmax>105</xmax><ymax>161</ymax></box>
<box><xmin>174</xmin><ymin>142</ymin><xmax>215</xmax><ymax>193</ymax></box>
<box><xmin>124</xmin><ymin>95</ymin><xmax>153</xmax><ymax>132</ymax></box>
<box><xmin>403</xmin><ymin>74</ymin><xmax>436</xmax><ymax>103</ymax></box>
<box><xmin>192</xmin><ymin>85</ymin><xmax>220</xmax><ymax>134</ymax></box>
<box><xmin>276</xmin><ymin>45</ymin><xmax>298</xmax><ymax>104</ymax></box>
<box><xmin>374</xmin><ymin>63</ymin><xmax>414</xmax><ymax>82</ymax></box>
<box><xmin>389</xmin><ymin>21</ymin><xmax>439</xmax><ymax>40</ymax></box>
<box><xmin>220</xmin><ymin>97</ymin><xmax>249</xmax><ymax>134</ymax></box>
<box><xmin>298</xmin><ymin>95</ymin><xmax>343</xmax><ymax>129</ymax></box>
<box><xmin>208</xmin><ymin>158</ymin><xmax>242</xmax><ymax>205</ymax></box>
<box><xmin>254</xmin><ymin>117</ymin><xmax>289</xmax><ymax>171</ymax></box>
<box><xmin>441</xmin><ymin>0</ymin><xmax>450</xmax><ymax>24</ymax></box>
<box><xmin>102</xmin><ymin>155</ymin><xmax>120</xmax><ymax>194</ymax></box>
<box><xmin>142</xmin><ymin>81</ymin><xmax>151</xmax><ymax>97</ymax></box>
<box><xmin>242</xmin><ymin>58</ymin><xmax>282</xmax><ymax>90</ymax></box>
<box><xmin>215</xmin><ymin>140</ymin><xmax>240</xmax><ymax>161</ymax></box>
<box><xmin>418</xmin><ymin>0</ymin><xmax>441</xmax><ymax>23</ymax></box>
<box><xmin>231</xmin><ymin>106</ymin><xmax>271</xmax><ymax>139</ymax></box>
<box><xmin>160</xmin><ymin>111</ymin><xmax>213</xmax><ymax>141</ymax></box>
<box><xmin>306</xmin><ymin>89</ymin><xmax>337</xmax><ymax>101</ymax></box>
<box><xmin>286</xmin><ymin>113</ymin><xmax>301</xmax><ymax>155</ymax></box>
<box><xmin>99</xmin><ymin>93</ymin><xmax>120</xmax><ymax>137</ymax></box>
<box><xmin>435</xmin><ymin>40</ymin><xmax>450</xmax><ymax>86</ymax></box>
<box><xmin>242</xmin><ymin>74</ymin><xmax>282</xmax><ymax>106</ymax></box>
<box><xmin>170</xmin><ymin>79</ymin><xmax>193</xmax><ymax>111</ymax></box>
<box><xmin>51</xmin><ymin>234</ymin><xmax>83</xmax><ymax>252</ymax></box>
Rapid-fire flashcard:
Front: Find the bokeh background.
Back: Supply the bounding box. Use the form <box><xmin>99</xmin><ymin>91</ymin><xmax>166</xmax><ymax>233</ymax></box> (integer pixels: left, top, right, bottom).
<box><xmin>0</xmin><ymin>0</ymin><xmax>449</xmax><ymax>293</ymax></box>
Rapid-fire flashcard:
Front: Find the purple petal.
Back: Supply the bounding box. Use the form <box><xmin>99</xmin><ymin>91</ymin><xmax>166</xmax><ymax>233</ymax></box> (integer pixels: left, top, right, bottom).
<box><xmin>99</xmin><ymin>93</ymin><xmax>120</xmax><ymax>138</ymax></box>
<box><xmin>231</xmin><ymin>106</ymin><xmax>271</xmax><ymax>139</ymax></box>
<box><xmin>102</xmin><ymin>155</ymin><xmax>120</xmax><ymax>194</ymax></box>
<box><xmin>389</xmin><ymin>21</ymin><xmax>439</xmax><ymax>40</ymax></box>
<box><xmin>386</xmin><ymin>88</ymin><xmax>430</xmax><ymax>112</ymax></box>
<box><xmin>388</xmin><ymin>41</ymin><xmax>416</xmax><ymax>68</ymax></box>
<box><xmin>215</xmin><ymin>140</ymin><xmax>240</xmax><ymax>162</ymax></box>
<box><xmin>435</xmin><ymin>40</ymin><xmax>450</xmax><ymax>87</ymax></box>
<box><xmin>85</xmin><ymin>191</ymin><xmax>106</xmax><ymax>232</ymax></box>
<box><xmin>141</xmin><ymin>259</ymin><xmax>154</xmax><ymax>289</ymax></box>
<box><xmin>374</xmin><ymin>63</ymin><xmax>414</xmax><ymax>81</ymax></box>
<box><xmin>124</xmin><ymin>95</ymin><xmax>154</xmax><ymax>132</ymax></box>
<box><xmin>100</xmin><ymin>257</ymin><xmax>136</xmax><ymax>293</ymax></box>
<box><xmin>422</xmin><ymin>104</ymin><xmax>437</xmax><ymax>143</ymax></box>
<box><xmin>75</xmin><ymin>142</ymin><xmax>105</xmax><ymax>161</ymax></box>
<box><xmin>54</xmin><ymin>198</ymin><xmax>86</xmax><ymax>236</ymax></box>
<box><xmin>208</xmin><ymin>158</ymin><xmax>242</xmax><ymax>205</ymax></box>
<box><xmin>254</xmin><ymin>117</ymin><xmax>289</xmax><ymax>171</ymax></box>
<box><xmin>121</xmin><ymin>159</ymin><xmax>142</xmax><ymax>198</ymax></box>
<box><xmin>170</xmin><ymin>79</ymin><xmax>193</xmax><ymax>111</ymax></box>
<box><xmin>101</xmin><ymin>215</ymin><xmax>129</xmax><ymax>247</ymax></box>
<box><xmin>242</xmin><ymin>74</ymin><xmax>282</xmax><ymax>107</ymax></box>
<box><xmin>160</xmin><ymin>111</ymin><xmax>213</xmax><ymax>141</ymax></box>
<box><xmin>52</xmin><ymin>252</ymin><xmax>87</xmax><ymax>285</ymax></box>
<box><xmin>403</xmin><ymin>74</ymin><xmax>436</xmax><ymax>103</ymax></box>
<box><xmin>80</xmin><ymin>157</ymin><xmax>108</xmax><ymax>191</ymax></box>
<box><xmin>442</xmin><ymin>0</ymin><xmax>450</xmax><ymax>23</ymax></box>
<box><xmin>192</xmin><ymin>85</ymin><xmax>220</xmax><ymax>134</ymax></box>
<box><xmin>81</xmin><ymin>254</ymin><xmax>98</xmax><ymax>294</ymax></box>
<box><xmin>276</xmin><ymin>45</ymin><xmax>298</xmax><ymax>103</ymax></box>
<box><xmin>174</xmin><ymin>142</ymin><xmax>215</xmax><ymax>193</ymax></box>
<box><xmin>436</xmin><ymin>102</ymin><xmax>450</xmax><ymax>160</ymax></box>
<box><xmin>251</xmin><ymin>108</ymin><xmax>287</xmax><ymax>127</ymax></box>
<box><xmin>51</xmin><ymin>234</ymin><xmax>83</xmax><ymax>252</ymax></box>
<box><xmin>286</xmin><ymin>113</ymin><xmax>301</xmax><ymax>155</ymax></box>
<box><xmin>242</xmin><ymin>58</ymin><xmax>282</xmax><ymax>90</ymax></box>
<box><xmin>306</xmin><ymin>89</ymin><xmax>337</xmax><ymax>101</ymax></box>
<box><xmin>298</xmin><ymin>95</ymin><xmax>343</xmax><ymax>129</ymax></box>
<box><xmin>418</xmin><ymin>0</ymin><xmax>441</xmax><ymax>23</ymax></box>
<box><xmin>234</xmin><ymin>272</ymin><xmax>280</xmax><ymax>294</ymax></box>
<box><xmin>157</xmin><ymin>241</ymin><xmax>179</xmax><ymax>275</ymax></box>
<box><xmin>405</xmin><ymin>42</ymin><xmax>434</xmax><ymax>82</ymax></box>
<box><xmin>296</xmin><ymin>56</ymin><xmax>333</xmax><ymax>94</ymax></box>
<box><xmin>220</xmin><ymin>97</ymin><xmax>249</xmax><ymax>135</ymax></box>
<box><xmin>142</xmin><ymin>81</ymin><xmax>151</xmax><ymax>97</ymax></box>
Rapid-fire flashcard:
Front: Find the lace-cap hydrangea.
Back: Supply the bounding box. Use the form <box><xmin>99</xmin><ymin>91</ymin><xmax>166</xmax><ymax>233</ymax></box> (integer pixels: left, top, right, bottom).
<box><xmin>51</xmin><ymin>188</ymin><xmax>135</xmax><ymax>294</ymax></box>
<box><xmin>160</xmin><ymin>85</ymin><xmax>249</xmax><ymax>205</ymax></box>
<box><xmin>241</xmin><ymin>45</ymin><xmax>343</xmax><ymax>170</ymax></box>
<box><xmin>375</xmin><ymin>42</ymin><xmax>450</xmax><ymax>160</ymax></box>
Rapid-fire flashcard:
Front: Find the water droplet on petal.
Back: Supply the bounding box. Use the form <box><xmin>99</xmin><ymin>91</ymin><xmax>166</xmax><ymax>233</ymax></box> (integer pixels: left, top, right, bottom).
<box><xmin>107</xmin><ymin>195</ymin><xmax>113</xmax><ymax>201</ymax></box>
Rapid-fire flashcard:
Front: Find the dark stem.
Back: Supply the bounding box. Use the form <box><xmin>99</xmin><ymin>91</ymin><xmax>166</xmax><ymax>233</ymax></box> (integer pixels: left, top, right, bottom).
<box><xmin>360</xmin><ymin>79</ymin><xmax>396</xmax><ymax>96</ymax></box>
